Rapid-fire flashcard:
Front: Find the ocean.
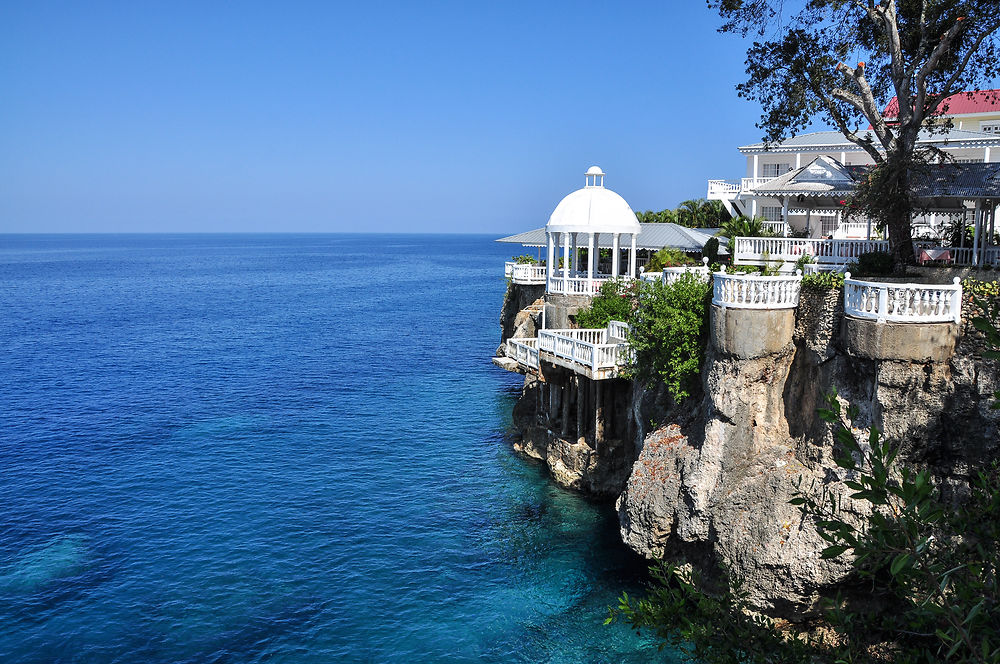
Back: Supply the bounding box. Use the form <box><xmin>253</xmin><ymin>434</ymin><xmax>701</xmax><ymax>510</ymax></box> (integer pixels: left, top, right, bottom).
<box><xmin>0</xmin><ymin>234</ymin><xmax>671</xmax><ymax>663</ymax></box>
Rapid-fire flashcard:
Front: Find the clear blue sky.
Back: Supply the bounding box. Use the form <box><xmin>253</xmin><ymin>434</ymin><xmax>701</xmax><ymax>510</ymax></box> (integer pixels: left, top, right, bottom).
<box><xmin>1</xmin><ymin>2</ymin><xmax>766</xmax><ymax>234</ymax></box>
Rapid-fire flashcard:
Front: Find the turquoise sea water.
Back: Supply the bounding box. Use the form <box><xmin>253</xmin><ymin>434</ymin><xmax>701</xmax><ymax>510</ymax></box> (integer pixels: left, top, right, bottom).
<box><xmin>0</xmin><ymin>234</ymin><xmax>672</xmax><ymax>663</ymax></box>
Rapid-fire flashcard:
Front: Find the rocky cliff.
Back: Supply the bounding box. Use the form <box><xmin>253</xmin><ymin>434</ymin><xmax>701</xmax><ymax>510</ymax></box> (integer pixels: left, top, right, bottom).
<box><xmin>616</xmin><ymin>289</ymin><xmax>1000</xmax><ymax>617</ymax></box>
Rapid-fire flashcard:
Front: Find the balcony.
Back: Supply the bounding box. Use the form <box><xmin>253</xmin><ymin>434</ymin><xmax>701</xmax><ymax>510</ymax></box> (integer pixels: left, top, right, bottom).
<box><xmin>503</xmin><ymin>322</ymin><xmax>632</xmax><ymax>380</ymax></box>
<box><xmin>844</xmin><ymin>275</ymin><xmax>962</xmax><ymax>324</ymax></box>
<box><xmin>733</xmin><ymin>237</ymin><xmax>889</xmax><ymax>269</ymax></box>
<box><xmin>712</xmin><ymin>271</ymin><xmax>803</xmax><ymax>309</ymax></box>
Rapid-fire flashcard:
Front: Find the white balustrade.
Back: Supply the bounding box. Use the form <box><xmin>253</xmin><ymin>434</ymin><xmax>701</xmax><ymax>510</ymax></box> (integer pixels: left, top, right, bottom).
<box><xmin>843</xmin><ymin>273</ymin><xmax>962</xmax><ymax>324</ymax></box>
<box><xmin>707</xmin><ymin>179</ymin><xmax>741</xmax><ymax>196</ymax></box>
<box><xmin>510</xmin><ymin>263</ymin><xmax>547</xmax><ymax>284</ymax></box>
<box><xmin>547</xmin><ymin>275</ymin><xmax>612</xmax><ymax>295</ymax></box>
<box><xmin>506</xmin><ymin>338</ymin><xmax>539</xmax><ymax>370</ymax></box>
<box><xmin>761</xmin><ymin>221</ymin><xmax>791</xmax><ymax>237</ymax></box>
<box><xmin>734</xmin><ymin>237</ymin><xmax>889</xmax><ymax>268</ymax></box>
<box><xmin>712</xmin><ymin>270</ymin><xmax>803</xmax><ymax>309</ymax></box>
<box><xmin>504</xmin><ymin>261</ymin><xmax>516</xmax><ymax>278</ymax></box>
<box><xmin>912</xmin><ymin>245</ymin><xmax>1000</xmax><ymax>267</ymax></box>
<box><xmin>535</xmin><ymin>323</ymin><xmax>630</xmax><ymax>377</ymax></box>
<box><xmin>607</xmin><ymin>320</ymin><xmax>630</xmax><ymax>341</ymax></box>
<box><xmin>740</xmin><ymin>176</ymin><xmax>778</xmax><ymax>192</ymax></box>
<box><xmin>662</xmin><ymin>258</ymin><xmax>711</xmax><ymax>285</ymax></box>
<box><xmin>833</xmin><ymin>222</ymin><xmax>874</xmax><ymax>239</ymax></box>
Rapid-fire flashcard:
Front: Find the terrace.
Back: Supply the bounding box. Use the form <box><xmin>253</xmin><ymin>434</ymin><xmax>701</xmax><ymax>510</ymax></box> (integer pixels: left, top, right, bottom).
<box><xmin>507</xmin><ymin>321</ymin><xmax>631</xmax><ymax>380</ymax></box>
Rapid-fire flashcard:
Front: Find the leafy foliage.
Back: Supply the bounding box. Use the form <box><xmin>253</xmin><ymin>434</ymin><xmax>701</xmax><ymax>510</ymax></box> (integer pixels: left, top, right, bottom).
<box><xmin>626</xmin><ymin>275</ymin><xmax>711</xmax><ymax>402</ymax></box>
<box><xmin>636</xmin><ymin>199</ymin><xmax>730</xmax><ymax>229</ymax></box>
<box><xmin>846</xmin><ymin>250</ymin><xmax>895</xmax><ymax>277</ymax></box>
<box><xmin>717</xmin><ymin>215</ymin><xmax>770</xmax><ymax>253</ymax></box>
<box><xmin>511</xmin><ymin>254</ymin><xmax>539</xmax><ymax>265</ymax></box>
<box><xmin>573</xmin><ymin>279</ymin><xmax>638</xmax><ymax>330</ymax></box>
<box><xmin>793</xmin><ymin>253</ymin><xmax>814</xmax><ymax>274</ymax></box>
<box><xmin>703</xmin><ymin>237</ymin><xmax>721</xmax><ymax>265</ymax></box>
<box><xmin>644</xmin><ymin>248</ymin><xmax>697</xmax><ymax>273</ymax></box>
<box><xmin>801</xmin><ymin>271</ymin><xmax>844</xmax><ymax>292</ymax></box>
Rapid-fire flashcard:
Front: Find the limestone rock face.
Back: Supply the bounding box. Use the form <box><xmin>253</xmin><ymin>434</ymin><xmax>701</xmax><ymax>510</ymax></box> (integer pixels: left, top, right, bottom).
<box><xmin>616</xmin><ymin>289</ymin><xmax>1000</xmax><ymax>619</ymax></box>
<box><xmin>497</xmin><ymin>283</ymin><xmax>544</xmax><ymax>355</ymax></box>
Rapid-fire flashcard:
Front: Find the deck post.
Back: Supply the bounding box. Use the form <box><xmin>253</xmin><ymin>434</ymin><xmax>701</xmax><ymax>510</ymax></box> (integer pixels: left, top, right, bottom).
<box><xmin>562</xmin><ymin>232</ymin><xmax>570</xmax><ymax>293</ymax></box>
<box><xmin>587</xmin><ymin>232</ymin><xmax>594</xmax><ymax>293</ymax></box>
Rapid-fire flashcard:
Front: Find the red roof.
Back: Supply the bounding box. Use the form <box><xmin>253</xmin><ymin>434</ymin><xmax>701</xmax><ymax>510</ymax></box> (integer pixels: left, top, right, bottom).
<box><xmin>882</xmin><ymin>89</ymin><xmax>1000</xmax><ymax>119</ymax></box>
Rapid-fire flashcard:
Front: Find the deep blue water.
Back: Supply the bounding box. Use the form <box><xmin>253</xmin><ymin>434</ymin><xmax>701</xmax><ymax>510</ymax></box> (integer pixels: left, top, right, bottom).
<box><xmin>0</xmin><ymin>234</ymin><xmax>669</xmax><ymax>663</ymax></box>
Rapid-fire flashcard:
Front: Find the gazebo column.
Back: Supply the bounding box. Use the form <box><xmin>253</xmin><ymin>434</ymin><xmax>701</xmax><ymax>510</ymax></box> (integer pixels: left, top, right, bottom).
<box><xmin>781</xmin><ymin>196</ymin><xmax>789</xmax><ymax>237</ymax></box>
<box><xmin>546</xmin><ymin>232</ymin><xmax>555</xmax><ymax>290</ymax></box>
<box><xmin>612</xmin><ymin>233</ymin><xmax>620</xmax><ymax>277</ymax></box>
<box><xmin>570</xmin><ymin>233</ymin><xmax>578</xmax><ymax>274</ymax></box>
<box><xmin>629</xmin><ymin>234</ymin><xmax>637</xmax><ymax>278</ymax></box>
<box><xmin>562</xmin><ymin>232</ymin><xmax>570</xmax><ymax>291</ymax></box>
<box><xmin>973</xmin><ymin>199</ymin><xmax>982</xmax><ymax>267</ymax></box>
<box><xmin>587</xmin><ymin>232</ymin><xmax>595</xmax><ymax>292</ymax></box>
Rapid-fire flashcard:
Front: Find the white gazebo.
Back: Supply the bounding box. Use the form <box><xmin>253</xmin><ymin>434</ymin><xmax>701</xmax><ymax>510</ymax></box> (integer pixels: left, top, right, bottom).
<box><xmin>546</xmin><ymin>166</ymin><xmax>642</xmax><ymax>295</ymax></box>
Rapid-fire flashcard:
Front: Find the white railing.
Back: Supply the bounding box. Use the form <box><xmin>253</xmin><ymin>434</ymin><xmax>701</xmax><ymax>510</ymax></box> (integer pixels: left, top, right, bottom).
<box><xmin>734</xmin><ymin>237</ymin><xmax>889</xmax><ymax>267</ymax></box>
<box><xmin>510</xmin><ymin>263</ymin><xmax>547</xmax><ymax>284</ymax></box>
<box><xmin>504</xmin><ymin>261</ymin><xmax>516</xmax><ymax>278</ymax></box>
<box><xmin>662</xmin><ymin>258</ymin><xmax>712</xmax><ymax>285</ymax></box>
<box><xmin>506</xmin><ymin>338</ymin><xmax>539</xmax><ymax>370</ymax></box>
<box><xmin>536</xmin><ymin>325</ymin><xmax>629</xmax><ymax>376</ymax></box>
<box><xmin>547</xmin><ymin>276</ymin><xmax>610</xmax><ymax>295</ymax></box>
<box><xmin>607</xmin><ymin>320</ymin><xmax>630</xmax><ymax>342</ymax></box>
<box><xmin>843</xmin><ymin>273</ymin><xmax>962</xmax><ymax>324</ymax></box>
<box><xmin>833</xmin><ymin>222</ymin><xmax>874</xmax><ymax>239</ymax></box>
<box><xmin>741</xmin><ymin>176</ymin><xmax>779</xmax><ymax>192</ymax></box>
<box><xmin>713</xmin><ymin>270</ymin><xmax>803</xmax><ymax>309</ymax></box>
<box><xmin>913</xmin><ymin>245</ymin><xmax>1000</xmax><ymax>267</ymax></box>
<box><xmin>707</xmin><ymin>179</ymin><xmax>741</xmax><ymax>196</ymax></box>
<box><xmin>762</xmin><ymin>221</ymin><xmax>791</xmax><ymax>237</ymax></box>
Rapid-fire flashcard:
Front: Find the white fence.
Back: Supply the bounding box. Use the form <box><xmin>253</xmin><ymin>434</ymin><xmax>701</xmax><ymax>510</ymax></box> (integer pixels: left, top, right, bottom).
<box><xmin>537</xmin><ymin>325</ymin><xmax>629</xmax><ymax>377</ymax></box>
<box><xmin>607</xmin><ymin>320</ymin><xmax>630</xmax><ymax>341</ymax></box>
<box><xmin>713</xmin><ymin>270</ymin><xmax>803</xmax><ymax>309</ymax></box>
<box><xmin>504</xmin><ymin>261</ymin><xmax>516</xmax><ymax>278</ymax></box>
<box><xmin>707</xmin><ymin>179</ymin><xmax>740</xmax><ymax>196</ymax></box>
<box><xmin>662</xmin><ymin>258</ymin><xmax>712</xmax><ymax>285</ymax></box>
<box><xmin>734</xmin><ymin>237</ymin><xmax>889</xmax><ymax>268</ymax></box>
<box><xmin>843</xmin><ymin>274</ymin><xmax>962</xmax><ymax>324</ymax></box>
<box><xmin>913</xmin><ymin>244</ymin><xmax>1000</xmax><ymax>267</ymax></box>
<box><xmin>509</xmin><ymin>263</ymin><xmax>547</xmax><ymax>284</ymax></box>
<box><xmin>547</xmin><ymin>275</ymin><xmax>611</xmax><ymax>295</ymax></box>
<box><xmin>506</xmin><ymin>337</ymin><xmax>539</xmax><ymax>370</ymax></box>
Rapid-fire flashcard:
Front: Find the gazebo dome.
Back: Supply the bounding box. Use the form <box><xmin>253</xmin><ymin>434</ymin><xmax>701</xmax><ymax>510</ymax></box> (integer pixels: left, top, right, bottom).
<box><xmin>546</xmin><ymin>166</ymin><xmax>641</xmax><ymax>235</ymax></box>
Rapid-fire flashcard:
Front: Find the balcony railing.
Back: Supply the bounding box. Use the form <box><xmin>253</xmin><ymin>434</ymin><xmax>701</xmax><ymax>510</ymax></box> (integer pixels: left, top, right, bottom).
<box><xmin>537</xmin><ymin>324</ymin><xmax>630</xmax><ymax>379</ymax></box>
<box><xmin>662</xmin><ymin>259</ymin><xmax>712</xmax><ymax>285</ymax></box>
<box><xmin>707</xmin><ymin>179</ymin><xmax>741</xmax><ymax>196</ymax></box>
<box><xmin>506</xmin><ymin>337</ymin><xmax>540</xmax><ymax>370</ymax></box>
<box><xmin>761</xmin><ymin>220</ymin><xmax>791</xmax><ymax>237</ymax></box>
<box><xmin>913</xmin><ymin>244</ymin><xmax>1000</xmax><ymax>267</ymax></box>
<box><xmin>547</xmin><ymin>273</ymin><xmax>613</xmax><ymax>295</ymax></box>
<box><xmin>509</xmin><ymin>263</ymin><xmax>547</xmax><ymax>285</ymax></box>
<box><xmin>734</xmin><ymin>237</ymin><xmax>889</xmax><ymax>267</ymax></box>
<box><xmin>740</xmin><ymin>176</ymin><xmax>779</xmax><ymax>192</ymax></box>
<box><xmin>713</xmin><ymin>270</ymin><xmax>803</xmax><ymax>309</ymax></box>
<box><xmin>844</xmin><ymin>274</ymin><xmax>962</xmax><ymax>324</ymax></box>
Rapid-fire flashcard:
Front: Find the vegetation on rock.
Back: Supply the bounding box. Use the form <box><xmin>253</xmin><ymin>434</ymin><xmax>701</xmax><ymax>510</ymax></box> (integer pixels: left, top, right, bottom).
<box><xmin>573</xmin><ymin>279</ymin><xmax>638</xmax><ymax>330</ymax></box>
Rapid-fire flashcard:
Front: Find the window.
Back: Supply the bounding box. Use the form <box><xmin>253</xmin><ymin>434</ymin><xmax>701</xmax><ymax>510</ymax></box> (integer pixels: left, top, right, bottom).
<box><xmin>761</xmin><ymin>163</ymin><xmax>787</xmax><ymax>178</ymax></box>
<box><xmin>820</xmin><ymin>215</ymin><xmax>838</xmax><ymax>237</ymax></box>
<box><xmin>760</xmin><ymin>206</ymin><xmax>783</xmax><ymax>221</ymax></box>
<box><xmin>981</xmin><ymin>122</ymin><xmax>1000</xmax><ymax>134</ymax></box>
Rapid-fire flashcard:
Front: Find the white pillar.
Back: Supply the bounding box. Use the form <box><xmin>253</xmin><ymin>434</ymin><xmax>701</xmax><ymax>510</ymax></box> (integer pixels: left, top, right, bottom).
<box><xmin>752</xmin><ymin>154</ymin><xmax>759</xmax><ymax>178</ymax></box>
<box><xmin>795</xmin><ymin>153</ymin><xmax>802</xmax><ymax>169</ymax></box>
<box><xmin>629</xmin><ymin>234</ymin><xmax>637</xmax><ymax>278</ymax></box>
<box><xmin>781</xmin><ymin>196</ymin><xmax>789</xmax><ymax>236</ymax></box>
<box><xmin>546</xmin><ymin>232</ymin><xmax>555</xmax><ymax>290</ymax></box>
<box><xmin>612</xmin><ymin>233</ymin><xmax>620</xmax><ymax>277</ymax></box>
<box><xmin>569</xmin><ymin>233</ymin><xmax>577</xmax><ymax>273</ymax></box>
<box><xmin>973</xmin><ymin>199</ymin><xmax>982</xmax><ymax>266</ymax></box>
<box><xmin>587</xmin><ymin>232</ymin><xmax>594</xmax><ymax>292</ymax></box>
<box><xmin>840</xmin><ymin>151</ymin><xmax>847</xmax><ymax>164</ymax></box>
<box><xmin>562</xmin><ymin>232</ymin><xmax>570</xmax><ymax>291</ymax></box>
<box><xmin>986</xmin><ymin>146</ymin><xmax>992</xmax><ymax>163</ymax></box>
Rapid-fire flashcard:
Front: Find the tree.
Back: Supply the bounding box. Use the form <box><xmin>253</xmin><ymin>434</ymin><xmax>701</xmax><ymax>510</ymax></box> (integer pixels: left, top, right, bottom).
<box><xmin>711</xmin><ymin>0</ymin><xmax>1000</xmax><ymax>269</ymax></box>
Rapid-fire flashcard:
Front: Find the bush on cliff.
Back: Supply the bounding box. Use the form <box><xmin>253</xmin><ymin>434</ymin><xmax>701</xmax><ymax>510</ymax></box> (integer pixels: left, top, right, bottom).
<box><xmin>607</xmin><ymin>388</ymin><xmax>1000</xmax><ymax>663</ymax></box>
<box><xmin>626</xmin><ymin>274</ymin><xmax>711</xmax><ymax>403</ymax></box>
<box><xmin>573</xmin><ymin>279</ymin><xmax>638</xmax><ymax>329</ymax></box>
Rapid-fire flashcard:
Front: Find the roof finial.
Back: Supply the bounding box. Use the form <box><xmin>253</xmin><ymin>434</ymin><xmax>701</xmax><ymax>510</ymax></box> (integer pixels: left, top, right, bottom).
<box><xmin>585</xmin><ymin>166</ymin><xmax>605</xmax><ymax>188</ymax></box>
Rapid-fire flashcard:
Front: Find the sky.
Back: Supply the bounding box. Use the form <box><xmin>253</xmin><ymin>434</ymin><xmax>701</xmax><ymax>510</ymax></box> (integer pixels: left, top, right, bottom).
<box><xmin>1</xmin><ymin>2</ymin><xmax>767</xmax><ymax>234</ymax></box>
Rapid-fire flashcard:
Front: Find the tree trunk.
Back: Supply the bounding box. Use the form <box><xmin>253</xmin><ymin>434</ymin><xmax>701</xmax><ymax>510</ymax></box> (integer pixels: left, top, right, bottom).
<box><xmin>880</xmin><ymin>153</ymin><xmax>915</xmax><ymax>272</ymax></box>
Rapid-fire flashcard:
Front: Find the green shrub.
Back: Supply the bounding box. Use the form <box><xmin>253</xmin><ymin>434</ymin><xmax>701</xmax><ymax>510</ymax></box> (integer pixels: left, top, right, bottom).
<box><xmin>801</xmin><ymin>272</ymin><xmax>844</xmax><ymax>292</ymax></box>
<box><xmin>627</xmin><ymin>274</ymin><xmax>712</xmax><ymax>402</ymax></box>
<box><xmin>511</xmin><ymin>254</ymin><xmax>539</xmax><ymax>264</ymax></box>
<box><xmin>793</xmin><ymin>253</ymin><xmax>814</xmax><ymax>274</ymax></box>
<box><xmin>963</xmin><ymin>277</ymin><xmax>1000</xmax><ymax>300</ymax></box>
<box><xmin>849</xmin><ymin>250</ymin><xmax>894</xmax><ymax>277</ymax></box>
<box><xmin>645</xmin><ymin>247</ymin><xmax>697</xmax><ymax>273</ymax></box>
<box><xmin>574</xmin><ymin>279</ymin><xmax>638</xmax><ymax>329</ymax></box>
<box><xmin>726</xmin><ymin>265</ymin><xmax>761</xmax><ymax>275</ymax></box>
<box><xmin>702</xmin><ymin>237</ymin><xmax>721</xmax><ymax>265</ymax></box>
